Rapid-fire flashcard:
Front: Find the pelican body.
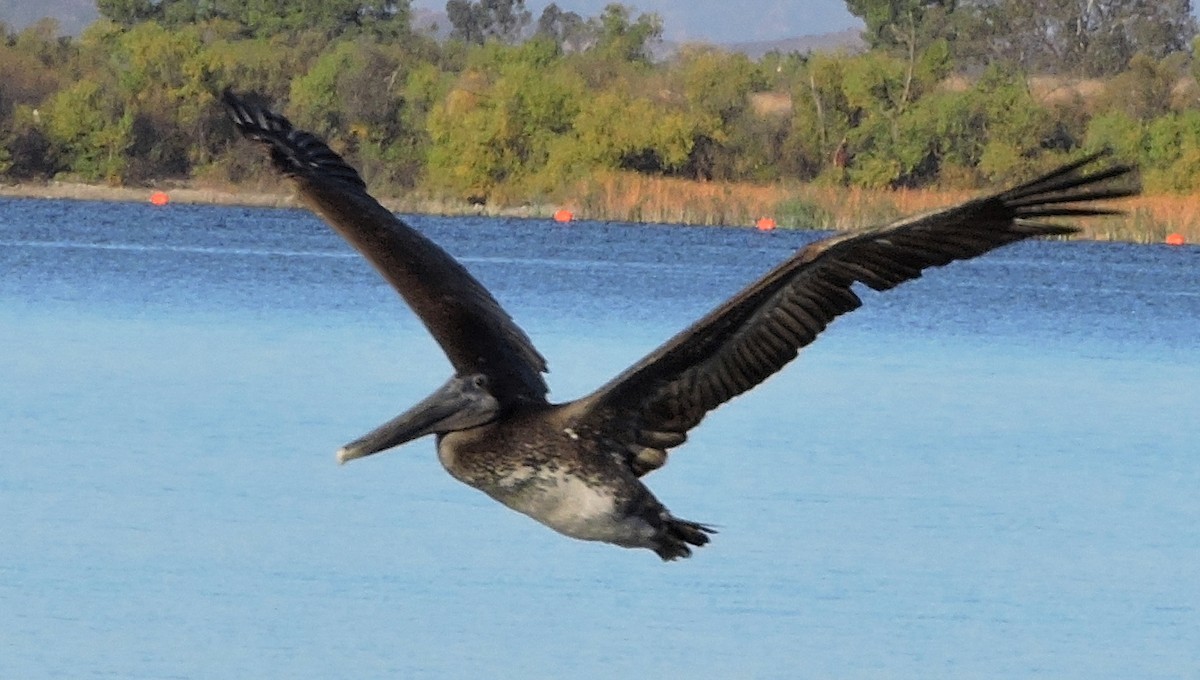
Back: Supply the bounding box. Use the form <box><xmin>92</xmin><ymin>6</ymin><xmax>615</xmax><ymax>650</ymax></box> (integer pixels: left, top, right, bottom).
<box><xmin>225</xmin><ymin>91</ymin><xmax>1136</xmax><ymax>560</ymax></box>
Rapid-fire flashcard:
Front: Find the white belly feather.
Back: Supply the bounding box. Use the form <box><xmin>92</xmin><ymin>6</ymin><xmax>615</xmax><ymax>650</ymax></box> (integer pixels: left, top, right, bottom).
<box><xmin>497</xmin><ymin>469</ymin><xmax>652</xmax><ymax>545</ymax></box>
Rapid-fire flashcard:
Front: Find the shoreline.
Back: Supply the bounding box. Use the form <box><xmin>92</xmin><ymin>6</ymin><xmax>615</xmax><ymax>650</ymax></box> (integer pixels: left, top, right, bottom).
<box><xmin>0</xmin><ymin>180</ymin><xmax>298</xmax><ymax>209</ymax></box>
<box><xmin>0</xmin><ymin>180</ymin><xmax>558</xmax><ymax>219</ymax></box>
<box><xmin>0</xmin><ymin>180</ymin><xmax>1189</xmax><ymax>245</ymax></box>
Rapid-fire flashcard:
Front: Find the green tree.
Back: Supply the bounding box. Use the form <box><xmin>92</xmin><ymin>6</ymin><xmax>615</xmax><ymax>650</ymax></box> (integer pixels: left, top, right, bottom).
<box><xmin>0</xmin><ymin>22</ymin><xmax>67</xmax><ymax>119</ymax></box>
<box><xmin>0</xmin><ymin>24</ymin><xmax>63</xmax><ymax>182</ymax></box>
<box><xmin>592</xmin><ymin>3</ymin><xmax>661</xmax><ymax>63</ymax></box>
<box><xmin>844</xmin><ymin>0</ymin><xmax>955</xmax><ymax>175</ymax></box>
<box><xmin>955</xmin><ymin>0</ymin><xmax>1197</xmax><ymax>76</ymax></box>
<box><xmin>426</xmin><ymin>41</ymin><xmax>582</xmax><ymax>200</ymax></box>
<box><xmin>784</xmin><ymin>53</ymin><xmax>853</xmax><ymax>181</ymax></box>
<box><xmin>565</xmin><ymin>90</ymin><xmax>693</xmax><ymax>174</ymax></box>
<box><xmin>446</xmin><ymin>0</ymin><xmax>531</xmax><ymax>45</ymax></box>
<box><xmin>837</xmin><ymin>49</ymin><xmax>949</xmax><ymax>187</ymax></box>
<box><xmin>1093</xmin><ymin>53</ymin><xmax>1177</xmax><ymax>123</ymax></box>
<box><xmin>44</xmin><ymin>79</ymin><xmax>134</xmax><ymax>183</ymax></box>
<box><xmin>562</xmin><ymin>4</ymin><xmax>661</xmax><ymax>91</ymax></box>
<box><xmin>1142</xmin><ymin>111</ymin><xmax>1200</xmax><ymax>192</ymax></box>
<box><xmin>96</xmin><ymin>0</ymin><xmax>159</xmax><ymax>26</ymax></box>
<box><xmin>961</xmin><ymin>69</ymin><xmax>1056</xmax><ymax>183</ymax></box>
<box><xmin>105</xmin><ymin>21</ymin><xmax>214</xmax><ymax>177</ymax></box>
<box><xmin>100</xmin><ymin>0</ymin><xmax>412</xmax><ymax>39</ymax></box>
<box><xmin>535</xmin><ymin>3</ymin><xmax>589</xmax><ymax>52</ymax></box>
<box><xmin>845</xmin><ymin>0</ymin><xmax>957</xmax><ymax>52</ymax></box>
<box><xmin>1084</xmin><ymin>110</ymin><xmax>1143</xmax><ymax>162</ymax></box>
<box><xmin>289</xmin><ymin>37</ymin><xmax>433</xmax><ymax>187</ymax></box>
<box><xmin>674</xmin><ymin>47</ymin><xmax>763</xmax><ymax>180</ymax></box>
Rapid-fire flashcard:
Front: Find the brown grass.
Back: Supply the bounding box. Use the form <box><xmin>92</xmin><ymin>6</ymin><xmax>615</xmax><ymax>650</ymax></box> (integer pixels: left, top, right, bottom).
<box><xmin>1112</xmin><ymin>195</ymin><xmax>1200</xmax><ymax>244</ymax></box>
<box><xmin>551</xmin><ymin>172</ymin><xmax>1194</xmax><ymax>244</ymax></box>
<box><xmin>1028</xmin><ymin>76</ymin><xmax>1108</xmax><ymax>106</ymax></box>
<box><xmin>0</xmin><ymin>180</ymin><xmax>299</xmax><ymax>208</ymax></box>
<box><xmin>1</xmin><ymin>175</ymin><xmax>1194</xmax><ymax>245</ymax></box>
<box><xmin>564</xmin><ymin>172</ymin><xmax>786</xmax><ymax>226</ymax></box>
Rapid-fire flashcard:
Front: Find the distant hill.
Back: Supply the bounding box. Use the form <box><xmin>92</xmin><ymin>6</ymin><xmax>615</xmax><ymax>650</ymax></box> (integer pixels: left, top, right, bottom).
<box><xmin>0</xmin><ymin>0</ymin><xmax>97</xmax><ymax>35</ymax></box>
<box><xmin>723</xmin><ymin>28</ymin><xmax>865</xmax><ymax>58</ymax></box>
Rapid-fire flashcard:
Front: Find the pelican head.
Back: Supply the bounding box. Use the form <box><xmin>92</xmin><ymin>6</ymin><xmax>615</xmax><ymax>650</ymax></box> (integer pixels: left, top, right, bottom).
<box><xmin>336</xmin><ymin>373</ymin><xmax>499</xmax><ymax>464</ymax></box>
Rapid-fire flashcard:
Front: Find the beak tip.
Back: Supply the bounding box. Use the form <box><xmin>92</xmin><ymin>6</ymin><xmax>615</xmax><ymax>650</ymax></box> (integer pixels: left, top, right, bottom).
<box><xmin>336</xmin><ymin>447</ymin><xmax>354</xmax><ymax>465</ymax></box>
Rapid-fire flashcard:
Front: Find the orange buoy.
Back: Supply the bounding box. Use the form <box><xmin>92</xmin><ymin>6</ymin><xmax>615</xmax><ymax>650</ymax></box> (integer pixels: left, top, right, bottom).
<box><xmin>553</xmin><ymin>209</ymin><xmax>573</xmax><ymax>223</ymax></box>
<box><xmin>149</xmin><ymin>191</ymin><xmax>170</xmax><ymax>206</ymax></box>
<box><xmin>755</xmin><ymin>216</ymin><xmax>777</xmax><ymax>232</ymax></box>
<box><xmin>1165</xmin><ymin>232</ymin><xmax>1185</xmax><ymax>246</ymax></box>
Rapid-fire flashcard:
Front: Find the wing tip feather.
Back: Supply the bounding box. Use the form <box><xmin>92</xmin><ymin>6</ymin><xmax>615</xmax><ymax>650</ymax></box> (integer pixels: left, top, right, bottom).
<box><xmin>223</xmin><ymin>88</ymin><xmax>367</xmax><ymax>191</ymax></box>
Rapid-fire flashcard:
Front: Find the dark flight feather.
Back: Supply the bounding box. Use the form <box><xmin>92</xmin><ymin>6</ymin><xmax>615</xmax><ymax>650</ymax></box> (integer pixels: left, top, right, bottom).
<box><xmin>573</xmin><ymin>152</ymin><xmax>1137</xmax><ymax>476</ymax></box>
<box><xmin>224</xmin><ymin>90</ymin><xmax>549</xmax><ymax>406</ymax></box>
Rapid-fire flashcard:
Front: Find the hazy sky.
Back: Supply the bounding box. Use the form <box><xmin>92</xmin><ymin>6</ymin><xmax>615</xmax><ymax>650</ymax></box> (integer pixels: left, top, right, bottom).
<box><xmin>413</xmin><ymin>0</ymin><xmax>864</xmax><ymax>44</ymax></box>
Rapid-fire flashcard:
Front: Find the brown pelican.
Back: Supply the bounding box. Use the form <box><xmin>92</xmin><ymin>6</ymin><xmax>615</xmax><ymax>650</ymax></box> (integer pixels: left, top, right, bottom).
<box><xmin>224</xmin><ymin>91</ymin><xmax>1136</xmax><ymax>560</ymax></box>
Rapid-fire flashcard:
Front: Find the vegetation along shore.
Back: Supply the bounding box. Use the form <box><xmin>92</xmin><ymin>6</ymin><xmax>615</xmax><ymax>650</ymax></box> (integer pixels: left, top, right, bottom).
<box><xmin>1</xmin><ymin>1</ymin><xmax>1198</xmax><ymax>243</ymax></box>
<box><xmin>4</xmin><ymin>174</ymin><xmax>1190</xmax><ymax>244</ymax></box>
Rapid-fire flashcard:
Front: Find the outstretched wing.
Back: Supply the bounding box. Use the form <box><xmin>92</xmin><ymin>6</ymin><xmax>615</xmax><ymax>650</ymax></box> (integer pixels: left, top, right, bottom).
<box><xmin>569</xmin><ymin>153</ymin><xmax>1137</xmax><ymax>476</ymax></box>
<box><xmin>224</xmin><ymin>90</ymin><xmax>548</xmax><ymax>406</ymax></box>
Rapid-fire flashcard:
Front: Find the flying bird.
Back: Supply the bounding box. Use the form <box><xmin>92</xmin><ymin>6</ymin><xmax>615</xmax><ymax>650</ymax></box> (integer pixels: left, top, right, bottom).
<box><xmin>224</xmin><ymin>91</ymin><xmax>1136</xmax><ymax>560</ymax></box>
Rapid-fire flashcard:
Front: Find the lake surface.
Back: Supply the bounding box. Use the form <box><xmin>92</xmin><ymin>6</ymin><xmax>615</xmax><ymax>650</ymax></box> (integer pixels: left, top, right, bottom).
<box><xmin>1</xmin><ymin>198</ymin><xmax>1197</xmax><ymax>679</ymax></box>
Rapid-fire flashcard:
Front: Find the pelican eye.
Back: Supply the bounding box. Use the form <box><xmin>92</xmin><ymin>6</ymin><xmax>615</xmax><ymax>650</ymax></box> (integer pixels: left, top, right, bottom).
<box><xmin>472</xmin><ymin>375</ymin><xmax>488</xmax><ymax>389</ymax></box>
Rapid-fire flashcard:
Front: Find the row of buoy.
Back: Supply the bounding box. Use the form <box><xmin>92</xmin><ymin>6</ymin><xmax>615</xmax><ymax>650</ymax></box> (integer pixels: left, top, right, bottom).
<box><xmin>151</xmin><ymin>192</ymin><xmax>1190</xmax><ymax>246</ymax></box>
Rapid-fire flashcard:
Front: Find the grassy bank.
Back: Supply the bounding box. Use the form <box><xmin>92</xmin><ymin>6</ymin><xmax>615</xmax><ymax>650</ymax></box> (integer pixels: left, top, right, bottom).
<box><xmin>559</xmin><ymin>172</ymin><xmax>1194</xmax><ymax>244</ymax></box>
<box><xmin>0</xmin><ymin>174</ymin><xmax>1191</xmax><ymax>245</ymax></box>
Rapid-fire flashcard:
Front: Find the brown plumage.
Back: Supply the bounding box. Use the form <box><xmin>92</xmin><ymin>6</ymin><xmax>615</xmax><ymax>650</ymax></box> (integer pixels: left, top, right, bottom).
<box><xmin>225</xmin><ymin>90</ymin><xmax>1138</xmax><ymax>560</ymax></box>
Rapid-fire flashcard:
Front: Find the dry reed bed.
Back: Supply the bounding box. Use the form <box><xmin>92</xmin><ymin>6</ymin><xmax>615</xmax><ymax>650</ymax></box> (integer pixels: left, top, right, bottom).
<box><xmin>559</xmin><ymin>173</ymin><xmax>1197</xmax><ymax>244</ymax></box>
<box><xmin>1</xmin><ymin>175</ymin><xmax>1194</xmax><ymax>245</ymax></box>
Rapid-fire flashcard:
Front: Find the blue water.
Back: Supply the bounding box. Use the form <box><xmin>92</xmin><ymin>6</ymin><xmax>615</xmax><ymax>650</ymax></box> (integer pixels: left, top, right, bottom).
<box><xmin>2</xmin><ymin>198</ymin><xmax>1198</xmax><ymax>679</ymax></box>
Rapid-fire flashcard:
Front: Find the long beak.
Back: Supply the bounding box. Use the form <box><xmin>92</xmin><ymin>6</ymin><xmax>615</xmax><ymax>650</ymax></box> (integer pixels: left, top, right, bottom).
<box><xmin>336</xmin><ymin>381</ymin><xmax>476</xmax><ymax>464</ymax></box>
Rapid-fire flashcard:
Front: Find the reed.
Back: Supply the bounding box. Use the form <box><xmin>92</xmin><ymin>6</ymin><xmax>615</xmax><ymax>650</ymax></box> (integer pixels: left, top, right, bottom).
<box><xmin>545</xmin><ymin>172</ymin><xmax>1198</xmax><ymax>244</ymax></box>
<box><xmin>2</xmin><ymin>174</ymin><xmax>1195</xmax><ymax>245</ymax></box>
<box><xmin>564</xmin><ymin>172</ymin><xmax>786</xmax><ymax>226</ymax></box>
